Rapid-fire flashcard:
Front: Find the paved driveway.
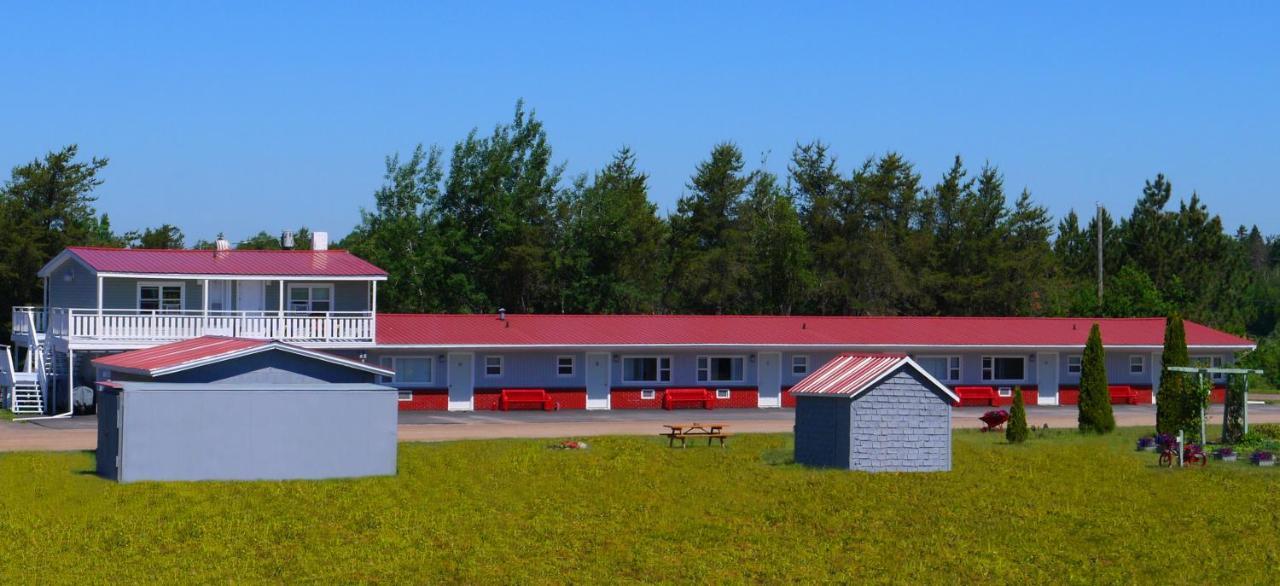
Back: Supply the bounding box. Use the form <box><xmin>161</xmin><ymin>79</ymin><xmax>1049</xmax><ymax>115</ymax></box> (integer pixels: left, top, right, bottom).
<box><xmin>5</xmin><ymin>404</ymin><xmax>1280</xmax><ymax>451</ymax></box>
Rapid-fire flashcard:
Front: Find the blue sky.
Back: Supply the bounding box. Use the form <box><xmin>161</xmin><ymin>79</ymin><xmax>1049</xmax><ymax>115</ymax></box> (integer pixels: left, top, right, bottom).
<box><xmin>1</xmin><ymin>1</ymin><xmax>1276</xmax><ymax>243</ymax></box>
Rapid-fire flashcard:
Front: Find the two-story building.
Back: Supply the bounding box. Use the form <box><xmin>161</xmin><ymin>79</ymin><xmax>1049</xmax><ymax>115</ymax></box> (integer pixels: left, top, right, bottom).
<box><xmin>4</xmin><ymin>245</ymin><xmax>1255</xmax><ymax>415</ymax></box>
<box><xmin>8</xmin><ymin>240</ymin><xmax>385</xmax><ymax>414</ymax></box>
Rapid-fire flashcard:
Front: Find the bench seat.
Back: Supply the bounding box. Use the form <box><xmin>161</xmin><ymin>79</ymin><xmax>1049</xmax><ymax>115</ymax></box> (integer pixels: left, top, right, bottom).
<box><xmin>498</xmin><ymin>388</ymin><xmax>558</xmax><ymax>411</ymax></box>
<box><xmin>662</xmin><ymin>388</ymin><xmax>715</xmax><ymax>410</ymax></box>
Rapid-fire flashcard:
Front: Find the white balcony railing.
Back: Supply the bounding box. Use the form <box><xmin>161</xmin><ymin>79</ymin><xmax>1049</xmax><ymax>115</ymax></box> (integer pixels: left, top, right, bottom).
<box><xmin>46</xmin><ymin>308</ymin><xmax>375</xmax><ymax>345</ymax></box>
<box><xmin>11</xmin><ymin>306</ymin><xmax>47</xmax><ymax>337</ymax></box>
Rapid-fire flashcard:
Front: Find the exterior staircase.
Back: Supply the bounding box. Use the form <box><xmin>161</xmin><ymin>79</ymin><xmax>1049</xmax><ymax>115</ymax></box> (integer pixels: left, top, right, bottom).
<box><xmin>3</xmin><ymin>309</ymin><xmax>51</xmax><ymax>415</ymax></box>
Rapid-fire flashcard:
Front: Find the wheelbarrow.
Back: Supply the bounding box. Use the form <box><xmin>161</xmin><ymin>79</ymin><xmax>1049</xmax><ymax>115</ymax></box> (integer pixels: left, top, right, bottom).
<box><xmin>979</xmin><ymin>409</ymin><xmax>1010</xmax><ymax>432</ymax></box>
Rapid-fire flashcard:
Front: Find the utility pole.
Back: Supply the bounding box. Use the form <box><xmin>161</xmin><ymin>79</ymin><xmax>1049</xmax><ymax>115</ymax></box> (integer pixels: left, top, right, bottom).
<box><xmin>1096</xmin><ymin>203</ymin><xmax>1104</xmax><ymax>307</ymax></box>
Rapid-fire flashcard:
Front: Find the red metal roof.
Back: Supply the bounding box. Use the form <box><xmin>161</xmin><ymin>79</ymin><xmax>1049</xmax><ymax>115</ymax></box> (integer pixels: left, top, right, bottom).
<box><xmin>53</xmin><ymin>247</ymin><xmax>387</xmax><ymax>277</ymax></box>
<box><xmin>788</xmin><ymin>353</ymin><xmax>957</xmax><ymax>400</ymax></box>
<box><xmin>375</xmin><ymin>314</ymin><xmax>1253</xmax><ymax>349</ymax></box>
<box><xmin>92</xmin><ymin>336</ymin><xmax>392</xmax><ymax>377</ymax></box>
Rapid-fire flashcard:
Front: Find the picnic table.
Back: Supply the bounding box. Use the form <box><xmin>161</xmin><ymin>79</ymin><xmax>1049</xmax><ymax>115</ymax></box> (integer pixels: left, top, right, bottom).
<box><xmin>661</xmin><ymin>422</ymin><xmax>731</xmax><ymax>448</ymax></box>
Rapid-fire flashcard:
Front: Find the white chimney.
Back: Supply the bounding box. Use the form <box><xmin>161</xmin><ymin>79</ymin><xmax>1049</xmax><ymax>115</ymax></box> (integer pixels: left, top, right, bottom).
<box><xmin>312</xmin><ymin>231</ymin><xmax>329</xmax><ymax>251</ymax></box>
<box><xmin>215</xmin><ymin>234</ymin><xmax>230</xmax><ymax>252</ymax></box>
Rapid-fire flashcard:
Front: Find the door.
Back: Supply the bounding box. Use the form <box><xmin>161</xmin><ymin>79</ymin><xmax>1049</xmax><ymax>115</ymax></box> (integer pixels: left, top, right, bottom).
<box><xmin>447</xmin><ymin>352</ymin><xmax>475</xmax><ymax>411</ymax></box>
<box><xmin>1037</xmin><ymin>352</ymin><xmax>1059</xmax><ymax>406</ymax></box>
<box><xmin>236</xmin><ymin>281</ymin><xmax>268</xmax><ymax>337</ymax></box>
<box><xmin>757</xmin><ymin>352</ymin><xmax>781</xmax><ymax>408</ymax></box>
<box><xmin>585</xmin><ymin>352</ymin><xmax>610</xmax><ymax>410</ymax></box>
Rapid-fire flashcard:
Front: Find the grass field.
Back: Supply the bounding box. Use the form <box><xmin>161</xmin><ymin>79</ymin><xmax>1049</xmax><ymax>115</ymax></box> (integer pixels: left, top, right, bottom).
<box><xmin>2</xmin><ymin>430</ymin><xmax>1279</xmax><ymax>584</ymax></box>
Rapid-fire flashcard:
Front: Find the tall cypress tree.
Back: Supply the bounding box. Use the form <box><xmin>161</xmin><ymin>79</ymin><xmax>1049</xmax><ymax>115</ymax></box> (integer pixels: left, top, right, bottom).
<box><xmin>1156</xmin><ymin>314</ymin><xmax>1189</xmax><ymax>434</ymax></box>
<box><xmin>1006</xmin><ymin>385</ymin><xmax>1029</xmax><ymax>443</ymax></box>
<box><xmin>1078</xmin><ymin>323</ymin><xmax>1115</xmax><ymax>433</ymax></box>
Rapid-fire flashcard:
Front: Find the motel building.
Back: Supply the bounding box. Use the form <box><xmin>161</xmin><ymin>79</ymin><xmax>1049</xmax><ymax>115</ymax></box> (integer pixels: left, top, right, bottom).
<box><xmin>2</xmin><ymin>243</ymin><xmax>1256</xmax><ymax>416</ymax></box>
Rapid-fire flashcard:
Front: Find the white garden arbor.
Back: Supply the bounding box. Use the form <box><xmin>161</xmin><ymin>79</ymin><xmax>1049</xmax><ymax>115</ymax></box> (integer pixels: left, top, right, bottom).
<box><xmin>1166</xmin><ymin>365</ymin><xmax>1264</xmax><ymax>443</ymax></box>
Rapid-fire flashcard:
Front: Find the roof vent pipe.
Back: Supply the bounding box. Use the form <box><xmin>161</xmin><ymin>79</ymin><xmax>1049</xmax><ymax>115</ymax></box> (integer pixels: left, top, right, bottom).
<box><xmin>498</xmin><ymin>308</ymin><xmax>506</xmax><ymax>321</ymax></box>
<box><xmin>281</xmin><ymin>231</ymin><xmax>295</xmax><ymax>250</ymax></box>
<box><xmin>214</xmin><ymin>234</ymin><xmax>230</xmax><ymax>252</ymax></box>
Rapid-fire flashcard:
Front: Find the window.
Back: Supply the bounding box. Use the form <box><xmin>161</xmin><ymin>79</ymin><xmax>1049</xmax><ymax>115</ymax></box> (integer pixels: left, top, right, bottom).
<box><xmin>397</xmin><ymin>391</ymin><xmax>414</xmax><ymax>402</ymax></box>
<box><xmin>1192</xmin><ymin>355</ymin><xmax>1227</xmax><ymax>382</ymax></box>
<box><xmin>1067</xmin><ymin>356</ymin><xmax>1082</xmax><ymax>375</ymax></box>
<box><xmin>622</xmin><ymin>356</ymin><xmax>671</xmax><ymax>383</ymax></box>
<box><xmin>981</xmin><ymin>356</ymin><xmax>1025</xmax><ymax>382</ymax></box>
<box><xmin>1129</xmin><ymin>355</ymin><xmax>1145</xmax><ymax>375</ymax></box>
<box><xmin>484</xmin><ymin>355</ymin><xmax>504</xmax><ymax>377</ymax></box>
<box><xmin>640</xmin><ymin>388</ymin><xmax>656</xmax><ymax>400</ymax></box>
<box><xmin>716</xmin><ymin>388</ymin><xmax>731</xmax><ymax>399</ymax></box>
<box><xmin>917</xmin><ymin>356</ymin><xmax>961</xmax><ymax>382</ymax></box>
<box><xmin>556</xmin><ymin>355</ymin><xmax>575</xmax><ymax>377</ymax></box>
<box><xmin>696</xmin><ymin>356</ymin><xmax>745</xmax><ymax>383</ymax></box>
<box><xmin>138</xmin><ymin>282</ymin><xmax>184</xmax><ymax>312</ymax></box>
<box><xmin>379</xmin><ymin>356</ymin><xmax>433</xmax><ymax>385</ymax></box>
<box><xmin>792</xmin><ymin>355</ymin><xmax>810</xmax><ymax>375</ymax></box>
<box><xmin>287</xmin><ymin>284</ymin><xmax>333</xmax><ymax>313</ymax></box>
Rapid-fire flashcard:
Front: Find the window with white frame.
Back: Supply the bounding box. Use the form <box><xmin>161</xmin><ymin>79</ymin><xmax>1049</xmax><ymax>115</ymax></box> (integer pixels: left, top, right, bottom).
<box><xmin>696</xmin><ymin>356</ymin><xmax>745</xmax><ymax>383</ymax></box>
<box><xmin>287</xmin><ymin>284</ymin><xmax>333</xmax><ymax>313</ymax></box>
<box><xmin>715</xmin><ymin>388</ymin><xmax>731</xmax><ymax>399</ymax></box>
<box><xmin>981</xmin><ymin>356</ymin><xmax>1025</xmax><ymax>382</ymax></box>
<box><xmin>917</xmin><ymin>355</ymin><xmax>961</xmax><ymax>382</ymax></box>
<box><xmin>484</xmin><ymin>355</ymin><xmax>504</xmax><ymax>377</ymax></box>
<box><xmin>622</xmin><ymin>356</ymin><xmax>671</xmax><ymax>383</ymax></box>
<box><xmin>556</xmin><ymin>355</ymin><xmax>575</xmax><ymax>377</ymax></box>
<box><xmin>1129</xmin><ymin>355</ymin><xmax>1145</xmax><ymax>375</ymax></box>
<box><xmin>379</xmin><ymin>356</ymin><xmax>434</xmax><ymax>385</ymax></box>
<box><xmin>138</xmin><ymin>282</ymin><xmax>184</xmax><ymax>312</ymax></box>
<box><xmin>1067</xmin><ymin>355</ymin><xmax>1082</xmax><ymax>375</ymax></box>
<box><xmin>1192</xmin><ymin>355</ymin><xmax>1227</xmax><ymax>382</ymax></box>
<box><xmin>792</xmin><ymin>355</ymin><xmax>810</xmax><ymax>375</ymax></box>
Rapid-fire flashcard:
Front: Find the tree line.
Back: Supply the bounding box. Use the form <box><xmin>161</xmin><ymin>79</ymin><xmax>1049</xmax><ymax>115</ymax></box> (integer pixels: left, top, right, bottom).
<box><xmin>4</xmin><ymin>103</ymin><xmax>1280</xmax><ymax>380</ymax></box>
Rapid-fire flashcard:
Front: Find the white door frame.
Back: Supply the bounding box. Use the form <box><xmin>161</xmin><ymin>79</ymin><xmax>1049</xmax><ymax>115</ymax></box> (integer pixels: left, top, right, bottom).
<box><xmin>447</xmin><ymin>352</ymin><xmax>475</xmax><ymax>412</ymax></box>
<box><xmin>1037</xmin><ymin>351</ymin><xmax>1059</xmax><ymax>406</ymax></box>
<box><xmin>757</xmin><ymin>351</ymin><xmax>782</xmax><ymax>408</ymax></box>
<box><xmin>585</xmin><ymin>352</ymin><xmax>611</xmax><ymax>410</ymax></box>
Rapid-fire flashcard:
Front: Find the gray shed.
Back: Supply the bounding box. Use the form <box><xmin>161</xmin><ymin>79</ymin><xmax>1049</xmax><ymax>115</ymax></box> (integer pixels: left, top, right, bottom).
<box><xmin>791</xmin><ymin>353</ymin><xmax>958</xmax><ymax>472</ymax></box>
<box><xmin>93</xmin><ymin>336</ymin><xmax>397</xmax><ymax>482</ymax></box>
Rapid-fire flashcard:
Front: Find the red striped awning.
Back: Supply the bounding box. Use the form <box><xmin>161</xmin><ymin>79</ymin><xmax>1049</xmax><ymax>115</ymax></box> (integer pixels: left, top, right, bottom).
<box><xmin>788</xmin><ymin>353</ymin><xmax>959</xmax><ymax>402</ymax></box>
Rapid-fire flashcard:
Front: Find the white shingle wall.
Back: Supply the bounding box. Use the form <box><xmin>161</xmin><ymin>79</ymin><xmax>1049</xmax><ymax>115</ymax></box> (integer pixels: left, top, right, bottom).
<box><xmin>846</xmin><ymin>369</ymin><xmax>951</xmax><ymax>472</ymax></box>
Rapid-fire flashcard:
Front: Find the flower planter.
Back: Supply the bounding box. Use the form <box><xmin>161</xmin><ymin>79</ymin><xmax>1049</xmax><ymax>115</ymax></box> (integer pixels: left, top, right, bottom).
<box><xmin>1257</xmin><ymin>459</ymin><xmax>1275</xmax><ymax>467</ymax></box>
<box><xmin>1216</xmin><ymin>454</ymin><xmax>1237</xmax><ymax>462</ymax></box>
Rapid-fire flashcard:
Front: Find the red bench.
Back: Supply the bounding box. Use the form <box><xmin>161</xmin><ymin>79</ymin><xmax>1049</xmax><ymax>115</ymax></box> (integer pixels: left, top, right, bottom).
<box><xmin>498</xmin><ymin>389</ymin><xmax>558</xmax><ymax>411</ymax></box>
<box><xmin>663</xmin><ymin>388</ymin><xmax>715</xmax><ymax>410</ymax></box>
<box><xmin>1108</xmin><ymin>385</ymin><xmax>1140</xmax><ymax>405</ymax></box>
<box><xmin>954</xmin><ymin>386</ymin><xmax>999</xmax><ymax>407</ymax></box>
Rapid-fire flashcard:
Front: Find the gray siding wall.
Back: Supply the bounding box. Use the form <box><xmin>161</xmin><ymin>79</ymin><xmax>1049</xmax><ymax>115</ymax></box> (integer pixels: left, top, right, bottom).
<box><xmin>785</xmin><ymin>351</ymin><xmax>1039</xmax><ymax>388</ymax></box>
<box><xmin>793</xmin><ymin>395</ymin><xmax>851</xmax><ymax>468</ymax></box>
<box><xmin>471</xmin><ymin>351</ymin><xmax>586</xmax><ymax>388</ymax></box>
<box><xmin>102</xmin><ymin>350</ymin><xmax>377</xmax><ymax>385</ymax></box>
<box><xmin>95</xmin><ymin>278</ymin><xmax>372</xmax><ymax>312</ymax></box>
<box><xmin>47</xmin><ymin>260</ymin><xmax>98</xmax><ymax>308</ymax></box>
<box><xmin>609</xmin><ymin>351</ymin><xmax>760</xmax><ymax>387</ymax></box>
<box><xmin>102</xmin><ymin>277</ymin><xmax>205</xmax><ymax>310</ymax></box>
<box><xmin>104</xmin><ymin>387</ymin><xmax>397</xmax><ymax>482</ymax></box>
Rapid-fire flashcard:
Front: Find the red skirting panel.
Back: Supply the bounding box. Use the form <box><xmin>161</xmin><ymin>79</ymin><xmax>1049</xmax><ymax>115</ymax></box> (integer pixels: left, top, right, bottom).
<box><xmin>397</xmin><ymin>389</ymin><xmax>448</xmax><ymax>411</ymax></box>
<box><xmin>781</xmin><ymin>387</ymin><xmax>796</xmax><ymax>408</ymax></box>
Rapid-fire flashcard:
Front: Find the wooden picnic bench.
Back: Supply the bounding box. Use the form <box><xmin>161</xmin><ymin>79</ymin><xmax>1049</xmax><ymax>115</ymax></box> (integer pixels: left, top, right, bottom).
<box><xmin>498</xmin><ymin>388</ymin><xmax>558</xmax><ymax>411</ymax></box>
<box><xmin>660</xmin><ymin>422</ymin><xmax>731</xmax><ymax>448</ymax></box>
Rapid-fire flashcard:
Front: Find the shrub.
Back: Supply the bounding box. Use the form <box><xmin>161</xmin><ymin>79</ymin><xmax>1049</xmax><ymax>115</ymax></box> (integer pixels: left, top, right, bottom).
<box><xmin>1252</xmin><ymin>423</ymin><xmax>1280</xmax><ymax>440</ymax></box>
<box><xmin>1222</xmin><ymin>374</ymin><xmax>1247</xmax><ymax>444</ymax></box>
<box><xmin>1078</xmin><ymin>323</ymin><xmax>1115</xmax><ymax>433</ymax></box>
<box><xmin>1157</xmin><ymin>315</ymin><xmax>1189</xmax><ymax>435</ymax></box>
<box><xmin>1006</xmin><ymin>386</ymin><xmax>1029</xmax><ymax>443</ymax></box>
<box><xmin>1136</xmin><ymin>436</ymin><xmax>1157</xmax><ymax>450</ymax></box>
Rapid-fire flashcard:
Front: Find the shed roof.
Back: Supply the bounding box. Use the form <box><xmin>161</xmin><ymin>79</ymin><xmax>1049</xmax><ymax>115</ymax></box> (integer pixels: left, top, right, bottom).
<box><xmin>92</xmin><ymin>336</ymin><xmax>394</xmax><ymax>378</ymax></box>
<box><xmin>787</xmin><ymin>353</ymin><xmax>959</xmax><ymax>402</ymax></box>
<box><xmin>375</xmin><ymin>314</ymin><xmax>1253</xmax><ymax>349</ymax></box>
<box><xmin>39</xmin><ymin>247</ymin><xmax>387</xmax><ymax>279</ymax></box>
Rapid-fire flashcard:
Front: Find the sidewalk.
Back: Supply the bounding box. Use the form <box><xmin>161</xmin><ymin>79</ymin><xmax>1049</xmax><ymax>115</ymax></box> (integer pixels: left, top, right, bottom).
<box><xmin>4</xmin><ymin>405</ymin><xmax>1279</xmax><ymax>452</ymax></box>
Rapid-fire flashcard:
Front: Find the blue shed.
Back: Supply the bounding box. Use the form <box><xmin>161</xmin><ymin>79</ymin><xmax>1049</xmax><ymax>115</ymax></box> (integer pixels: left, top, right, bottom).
<box><xmin>791</xmin><ymin>353</ymin><xmax>958</xmax><ymax>472</ymax></box>
<box><xmin>93</xmin><ymin>336</ymin><xmax>398</xmax><ymax>482</ymax></box>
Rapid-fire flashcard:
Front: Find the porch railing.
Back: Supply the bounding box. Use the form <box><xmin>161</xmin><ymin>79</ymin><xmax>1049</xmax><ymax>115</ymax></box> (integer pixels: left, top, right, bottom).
<box><xmin>11</xmin><ymin>306</ymin><xmax>47</xmax><ymax>337</ymax></box>
<box><xmin>46</xmin><ymin>308</ymin><xmax>375</xmax><ymax>344</ymax></box>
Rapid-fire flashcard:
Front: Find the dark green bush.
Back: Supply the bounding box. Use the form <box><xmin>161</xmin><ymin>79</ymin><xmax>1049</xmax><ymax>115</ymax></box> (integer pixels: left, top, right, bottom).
<box><xmin>1078</xmin><ymin>324</ymin><xmax>1115</xmax><ymax>433</ymax></box>
<box><xmin>1006</xmin><ymin>385</ymin><xmax>1029</xmax><ymax>443</ymax></box>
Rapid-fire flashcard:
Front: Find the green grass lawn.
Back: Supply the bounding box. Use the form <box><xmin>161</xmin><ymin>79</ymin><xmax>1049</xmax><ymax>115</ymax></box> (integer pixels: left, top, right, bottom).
<box><xmin>2</xmin><ymin>430</ymin><xmax>1279</xmax><ymax>584</ymax></box>
<box><xmin>0</xmin><ymin>408</ymin><xmax>13</xmax><ymax>421</ymax></box>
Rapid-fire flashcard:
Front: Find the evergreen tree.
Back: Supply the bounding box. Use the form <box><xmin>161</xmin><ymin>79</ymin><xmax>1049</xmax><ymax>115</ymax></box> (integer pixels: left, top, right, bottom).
<box><xmin>667</xmin><ymin>143</ymin><xmax>752</xmax><ymax>313</ymax></box>
<box><xmin>559</xmin><ymin>147</ymin><xmax>667</xmax><ymax>313</ymax></box>
<box><xmin>126</xmin><ymin>224</ymin><xmax>185</xmax><ymax>249</ymax></box>
<box><xmin>738</xmin><ymin>170</ymin><xmax>813</xmax><ymax>314</ymax></box>
<box><xmin>1222</xmin><ymin>373</ymin><xmax>1246</xmax><ymax>444</ymax></box>
<box><xmin>1156</xmin><ymin>314</ymin><xmax>1190</xmax><ymax>434</ymax></box>
<box><xmin>789</xmin><ymin>141</ymin><xmax>851</xmax><ymax>314</ymax></box>
<box><xmin>1078</xmin><ymin>323</ymin><xmax>1115</xmax><ymax>433</ymax></box>
<box><xmin>1006</xmin><ymin>385</ymin><xmax>1029</xmax><ymax>443</ymax></box>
